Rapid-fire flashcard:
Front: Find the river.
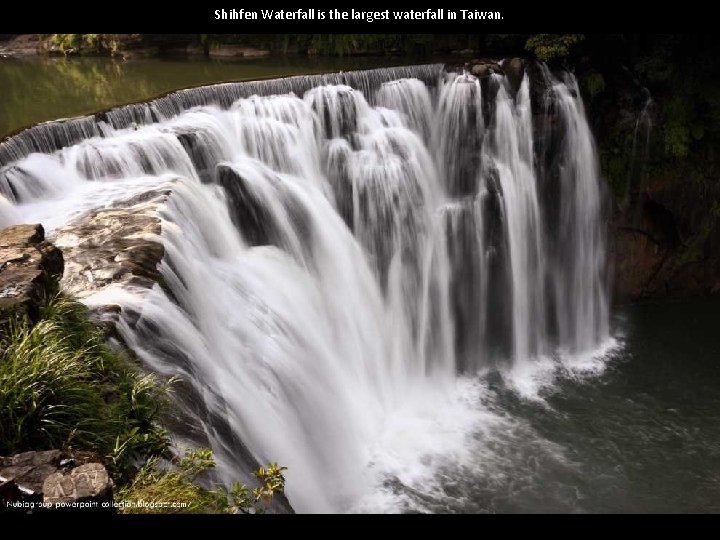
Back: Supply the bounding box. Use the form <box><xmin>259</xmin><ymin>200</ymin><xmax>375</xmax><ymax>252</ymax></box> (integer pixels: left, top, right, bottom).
<box><xmin>0</xmin><ymin>56</ymin><xmax>409</xmax><ymax>137</ymax></box>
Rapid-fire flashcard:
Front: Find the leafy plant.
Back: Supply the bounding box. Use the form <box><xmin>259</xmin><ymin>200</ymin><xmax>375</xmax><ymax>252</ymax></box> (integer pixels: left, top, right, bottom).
<box><xmin>662</xmin><ymin>95</ymin><xmax>692</xmax><ymax>160</ymax></box>
<box><xmin>117</xmin><ymin>449</ymin><xmax>287</xmax><ymax>514</ymax></box>
<box><xmin>0</xmin><ymin>294</ymin><xmax>170</xmax><ymax>481</ymax></box>
<box><xmin>525</xmin><ymin>34</ymin><xmax>584</xmax><ymax>61</ymax></box>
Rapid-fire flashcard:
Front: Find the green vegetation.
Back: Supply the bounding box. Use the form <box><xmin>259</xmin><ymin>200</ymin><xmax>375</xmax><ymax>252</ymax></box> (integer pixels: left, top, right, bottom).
<box><xmin>524</xmin><ymin>34</ymin><xmax>584</xmax><ymax>62</ymax></box>
<box><xmin>581</xmin><ymin>70</ymin><xmax>606</xmax><ymax>101</ymax></box>
<box><xmin>0</xmin><ymin>294</ymin><xmax>287</xmax><ymax>512</ymax></box>
<box><xmin>558</xmin><ymin>34</ymin><xmax>720</xmax><ymax>208</ymax></box>
<box><xmin>24</xmin><ymin>33</ymin><xmax>570</xmax><ymax>60</ymax></box>
<box><xmin>296</xmin><ymin>34</ymin><xmax>434</xmax><ymax>56</ymax></box>
<box><xmin>0</xmin><ymin>294</ymin><xmax>169</xmax><ymax>478</ymax></box>
<box><xmin>44</xmin><ymin>34</ymin><xmax>121</xmax><ymax>56</ymax></box>
<box><xmin>662</xmin><ymin>96</ymin><xmax>692</xmax><ymax>160</ymax></box>
<box><xmin>118</xmin><ymin>449</ymin><xmax>287</xmax><ymax>514</ymax></box>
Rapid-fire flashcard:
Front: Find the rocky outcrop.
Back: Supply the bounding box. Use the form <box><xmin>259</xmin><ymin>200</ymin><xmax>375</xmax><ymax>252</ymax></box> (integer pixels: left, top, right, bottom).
<box><xmin>50</xmin><ymin>189</ymin><xmax>169</xmax><ymax>326</ymax></box>
<box><xmin>612</xmin><ymin>187</ymin><xmax>720</xmax><ymax>300</ymax></box>
<box><xmin>0</xmin><ymin>450</ymin><xmax>113</xmax><ymax>512</ymax></box>
<box><xmin>0</xmin><ymin>450</ymin><xmax>64</xmax><ymax>496</ymax></box>
<box><xmin>0</xmin><ymin>34</ymin><xmax>41</xmax><ymax>56</ymax></box>
<box><xmin>468</xmin><ymin>59</ymin><xmax>503</xmax><ymax>79</ymax></box>
<box><xmin>43</xmin><ymin>463</ymin><xmax>113</xmax><ymax>508</ymax></box>
<box><xmin>504</xmin><ymin>57</ymin><xmax>525</xmax><ymax>93</ymax></box>
<box><xmin>208</xmin><ymin>44</ymin><xmax>271</xmax><ymax>59</ymax></box>
<box><xmin>0</xmin><ymin>224</ymin><xmax>63</xmax><ymax>324</ymax></box>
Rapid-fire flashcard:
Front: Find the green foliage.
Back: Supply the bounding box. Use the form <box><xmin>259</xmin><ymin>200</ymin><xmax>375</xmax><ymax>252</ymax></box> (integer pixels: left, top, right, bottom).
<box><xmin>299</xmin><ymin>34</ymin><xmax>433</xmax><ymax>56</ymax></box>
<box><xmin>0</xmin><ymin>294</ymin><xmax>170</xmax><ymax>481</ymax></box>
<box><xmin>0</xmin><ymin>294</ymin><xmax>286</xmax><ymax>512</ymax></box>
<box><xmin>634</xmin><ymin>34</ymin><xmax>682</xmax><ymax>84</ymax></box>
<box><xmin>117</xmin><ymin>449</ymin><xmax>287</xmax><ymax>514</ymax></box>
<box><xmin>47</xmin><ymin>34</ymin><xmax>120</xmax><ymax>56</ymax></box>
<box><xmin>525</xmin><ymin>34</ymin><xmax>584</xmax><ymax>61</ymax></box>
<box><xmin>582</xmin><ymin>70</ymin><xmax>606</xmax><ymax>101</ymax></box>
<box><xmin>662</xmin><ymin>96</ymin><xmax>692</xmax><ymax>160</ymax></box>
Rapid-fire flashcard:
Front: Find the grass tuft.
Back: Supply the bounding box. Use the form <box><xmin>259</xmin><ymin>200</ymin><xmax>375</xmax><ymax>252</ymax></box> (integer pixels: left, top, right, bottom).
<box><xmin>0</xmin><ymin>294</ymin><xmax>170</xmax><ymax>481</ymax></box>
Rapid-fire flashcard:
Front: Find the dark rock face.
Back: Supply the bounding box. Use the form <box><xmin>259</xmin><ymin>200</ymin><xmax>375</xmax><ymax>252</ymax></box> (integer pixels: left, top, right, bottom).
<box><xmin>0</xmin><ymin>224</ymin><xmax>64</xmax><ymax>324</ymax></box>
<box><xmin>504</xmin><ymin>57</ymin><xmax>525</xmax><ymax>93</ymax></box>
<box><xmin>612</xmin><ymin>185</ymin><xmax>720</xmax><ymax>300</ymax></box>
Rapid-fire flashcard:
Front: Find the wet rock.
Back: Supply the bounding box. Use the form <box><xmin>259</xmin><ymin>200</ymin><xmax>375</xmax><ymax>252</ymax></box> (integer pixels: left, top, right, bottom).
<box><xmin>0</xmin><ymin>450</ymin><xmax>63</xmax><ymax>494</ymax></box>
<box><xmin>469</xmin><ymin>60</ymin><xmax>503</xmax><ymax>79</ymax></box>
<box><xmin>612</xmin><ymin>180</ymin><xmax>720</xmax><ymax>301</ymax></box>
<box><xmin>43</xmin><ymin>463</ymin><xmax>113</xmax><ymax>509</ymax></box>
<box><xmin>504</xmin><ymin>57</ymin><xmax>525</xmax><ymax>93</ymax></box>
<box><xmin>50</xmin><ymin>189</ymin><xmax>169</xmax><ymax>328</ymax></box>
<box><xmin>0</xmin><ymin>224</ymin><xmax>64</xmax><ymax>324</ymax></box>
<box><xmin>0</xmin><ymin>478</ymin><xmax>29</xmax><ymax>505</ymax></box>
<box><xmin>471</xmin><ymin>64</ymin><xmax>490</xmax><ymax>77</ymax></box>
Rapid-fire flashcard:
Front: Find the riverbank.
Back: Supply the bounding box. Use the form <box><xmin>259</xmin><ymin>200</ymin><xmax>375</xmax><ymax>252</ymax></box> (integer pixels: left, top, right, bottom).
<box><xmin>0</xmin><ymin>34</ymin><xmax>481</xmax><ymax>60</ymax></box>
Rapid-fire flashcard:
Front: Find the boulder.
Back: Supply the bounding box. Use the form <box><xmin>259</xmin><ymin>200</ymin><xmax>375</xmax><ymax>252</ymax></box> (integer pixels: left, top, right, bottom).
<box><xmin>43</xmin><ymin>463</ymin><xmax>113</xmax><ymax>509</ymax></box>
<box><xmin>470</xmin><ymin>64</ymin><xmax>489</xmax><ymax>77</ymax></box>
<box><xmin>1</xmin><ymin>450</ymin><xmax>112</xmax><ymax>512</ymax></box>
<box><xmin>469</xmin><ymin>60</ymin><xmax>503</xmax><ymax>79</ymax></box>
<box><xmin>504</xmin><ymin>57</ymin><xmax>525</xmax><ymax>93</ymax></box>
<box><xmin>0</xmin><ymin>450</ymin><xmax>63</xmax><ymax>494</ymax></box>
<box><xmin>50</xmin><ymin>189</ymin><xmax>169</xmax><ymax>327</ymax></box>
<box><xmin>0</xmin><ymin>224</ymin><xmax>64</xmax><ymax>324</ymax></box>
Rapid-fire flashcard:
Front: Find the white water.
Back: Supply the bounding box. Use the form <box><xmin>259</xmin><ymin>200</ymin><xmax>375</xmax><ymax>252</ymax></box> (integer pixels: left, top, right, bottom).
<box><xmin>0</xmin><ymin>64</ymin><xmax>612</xmax><ymax>513</ymax></box>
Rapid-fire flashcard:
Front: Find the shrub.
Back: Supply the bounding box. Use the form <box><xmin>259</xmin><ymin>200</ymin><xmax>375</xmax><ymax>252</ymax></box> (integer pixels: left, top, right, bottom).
<box><xmin>117</xmin><ymin>448</ymin><xmax>287</xmax><ymax>514</ymax></box>
<box><xmin>525</xmin><ymin>34</ymin><xmax>584</xmax><ymax>62</ymax></box>
<box><xmin>0</xmin><ymin>294</ymin><xmax>170</xmax><ymax>481</ymax></box>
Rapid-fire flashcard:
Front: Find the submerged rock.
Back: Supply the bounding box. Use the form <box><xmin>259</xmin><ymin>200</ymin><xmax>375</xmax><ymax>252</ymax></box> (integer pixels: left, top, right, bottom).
<box><xmin>0</xmin><ymin>223</ymin><xmax>63</xmax><ymax>324</ymax></box>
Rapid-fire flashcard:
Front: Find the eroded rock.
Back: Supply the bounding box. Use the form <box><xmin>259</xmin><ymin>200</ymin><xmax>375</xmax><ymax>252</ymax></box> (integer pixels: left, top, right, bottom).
<box><xmin>0</xmin><ymin>450</ymin><xmax>63</xmax><ymax>495</ymax></box>
<box><xmin>0</xmin><ymin>223</ymin><xmax>64</xmax><ymax>324</ymax></box>
<box><xmin>469</xmin><ymin>60</ymin><xmax>503</xmax><ymax>79</ymax></box>
<box><xmin>504</xmin><ymin>57</ymin><xmax>525</xmax><ymax>93</ymax></box>
<box><xmin>50</xmin><ymin>189</ymin><xmax>170</xmax><ymax>326</ymax></box>
<box><xmin>43</xmin><ymin>463</ymin><xmax>113</xmax><ymax>508</ymax></box>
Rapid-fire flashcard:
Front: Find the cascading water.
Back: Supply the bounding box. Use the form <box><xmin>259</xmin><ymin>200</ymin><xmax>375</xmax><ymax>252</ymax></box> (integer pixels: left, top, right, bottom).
<box><xmin>0</xmin><ymin>63</ymin><xmax>613</xmax><ymax>512</ymax></box>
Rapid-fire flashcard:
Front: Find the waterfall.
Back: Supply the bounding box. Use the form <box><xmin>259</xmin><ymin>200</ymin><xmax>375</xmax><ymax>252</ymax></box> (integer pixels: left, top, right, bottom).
<box><xmin>1</xmin><ymin>63</ymin><xmax>612</xmax><ymax>512</ymax></box>
<box><xmin>540</xmin><ymin>68</ymin><xmax>610</xmax><ymax>356</ymax></box>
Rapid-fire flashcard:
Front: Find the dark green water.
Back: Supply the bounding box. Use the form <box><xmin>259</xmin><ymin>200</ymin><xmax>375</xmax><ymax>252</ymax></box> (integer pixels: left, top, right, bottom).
<box><xmin>403</xmin><ymin>300</ymin><xmax>720</xmax><ymax>514</ymax></box>
<box><xmin>0</xmin><ymin>56</ymin><xmax>412</xmax><ymax>137</ymax></box>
